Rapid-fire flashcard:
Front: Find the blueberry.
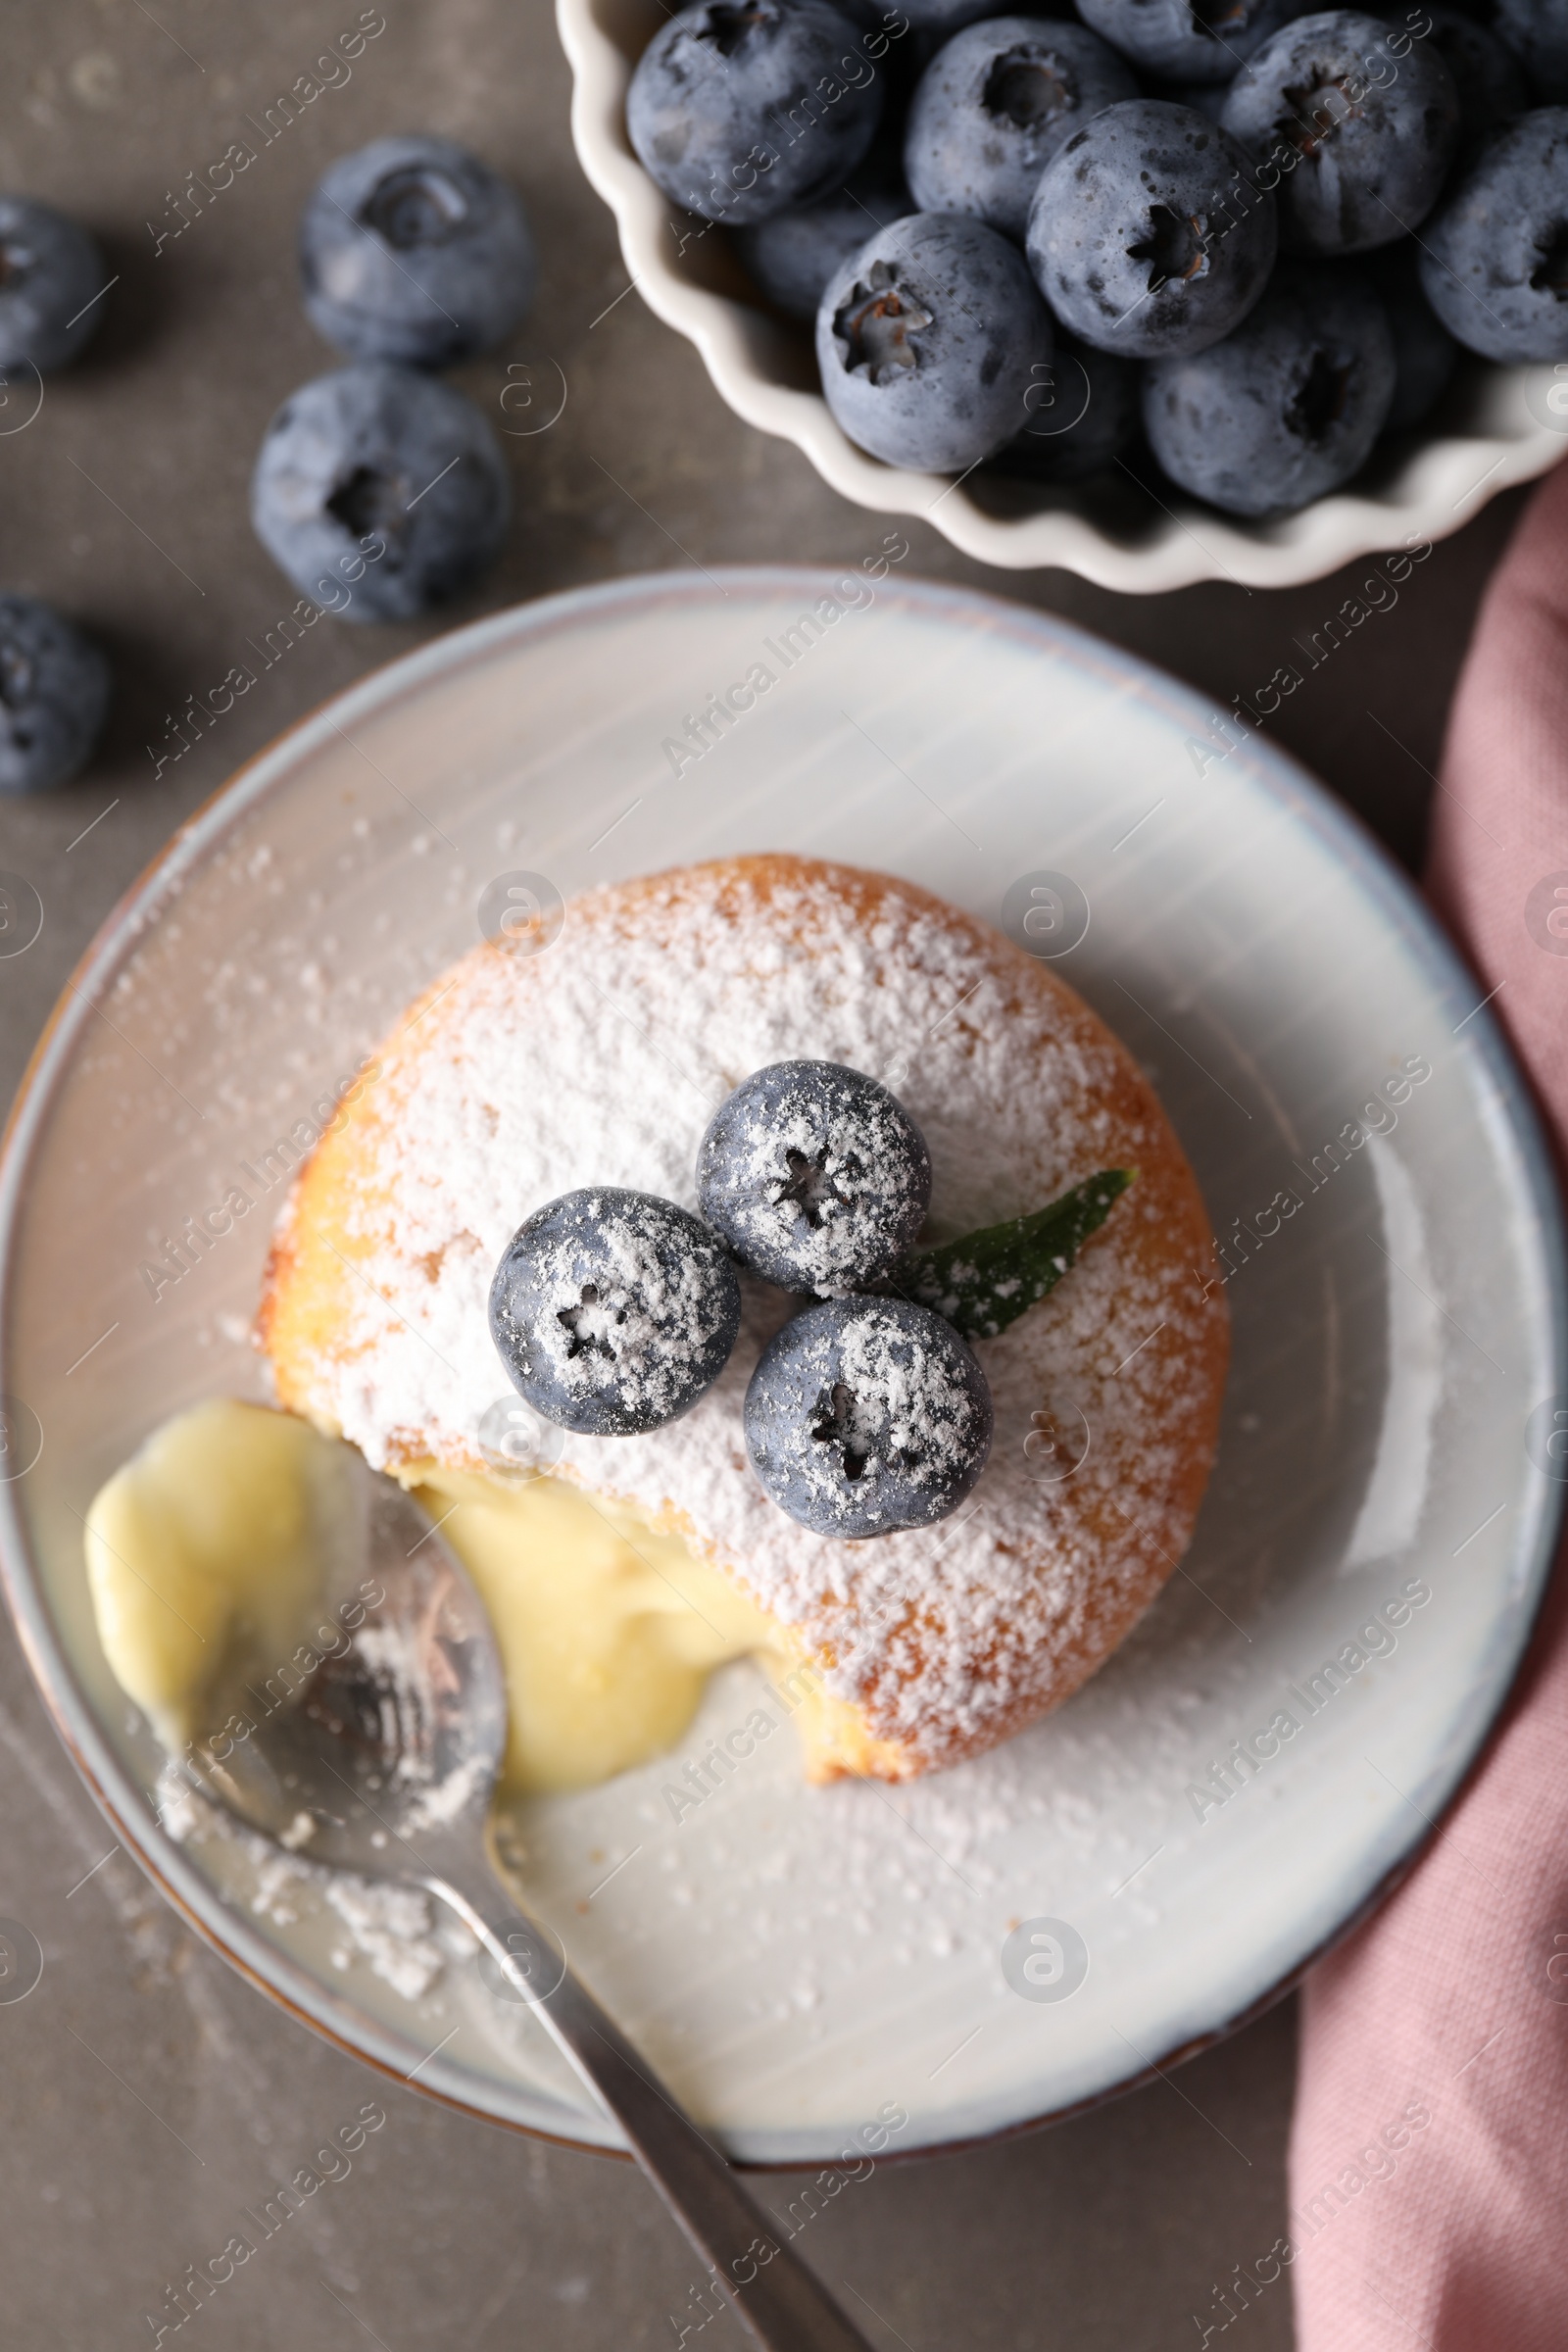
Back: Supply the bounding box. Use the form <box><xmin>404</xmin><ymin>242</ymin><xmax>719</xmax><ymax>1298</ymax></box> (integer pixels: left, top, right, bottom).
<box><xmin>0</xmin><ymin>597</ymin><xmax>110</xmax><ymax>793</ymax></box>
<box><xmin>991</xmin><ymin>330</ymin><xmax>1141</xmax><ymax>479</ymax></box>
<box><xmin>733</xmin><ymin>156</ymin><xmax>909</xmax><ymax>318</ymax></box>
<box><xmin>1417</xmin><ymin>106</ymin><xmax>1568</xmax><ymax>356</ymax></box>
<box><xmin>817</xmin><ymin>211</ymin><xmax>1054</xmax><ymax>468</ymax></box>
<box><xmin>490</xmin><ymin>1189</ymin><xmax>741</xmax><ymax>1436</ymax></box>
<box><xmin>250</xmin><ymin>363</ymin><xmax>510</xmax><ymax>623</ymax></box>
<box><xmin>628</xmin><ymin>0</ymin><xmax>884</xmax><ymax>225</ymax></box>
<box><xmin>0</xmin><ymin>197</ymin><xmax>108</xmax><ymax>373</ymax></box>
<box><xmin>1365</xmin><ymin>239</ymin><xmax>1456</xmax><ymax>428</ymax></box>
<box><xmin>1393</xmin><ymin>5</ymin><xmax>1530</xmax><ymax>151</ymax></box>
<box><xmin>1221</xmin><ymin>11</ymin><xmax>1460</xmax><ymax>254</ymax></box>
<box><xmin>1142</xmin><ymin>259</ymin><xmax>1395</xmax><ymax>511</ymax></box>
<box><xmin>744</xmin><ymin>1296</ymin><xmax>993</xmax><ymax>1535</ymax></box>
<box><xmin>300</xmin><ymin>136</ymin><xmax>536</xmax><ymax>368</ymax></box>
<box><xmin>904</xmin><ymin>20</ymin><xmax>1138</xmax><ymax>240</ymax></box>
<box><xmin>1493</xmin><ymin>0</ymin><xmax>1568</xmax><ymax>101</ymax></box>
<box><xmin>1027</xmin><ymin>101</ymin><xmax>1277</xmax><ymax>357</ymax></box>
<box><xmin>698</xmin><ymin>1060</ymin><xmax>932</xmax><ymax>1292</ymax></box>
<box><xmin>1075</xmin><ymin>0</ymin><xmax>1317</xmax><ymax>82</ymax></box>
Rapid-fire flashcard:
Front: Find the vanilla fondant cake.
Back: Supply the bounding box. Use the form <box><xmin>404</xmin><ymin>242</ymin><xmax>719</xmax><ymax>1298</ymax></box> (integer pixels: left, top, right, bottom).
<box><xmin>259</xmin><ymin>855</ymin><xmax>1229</xmax><ymax>1783</ymax></box>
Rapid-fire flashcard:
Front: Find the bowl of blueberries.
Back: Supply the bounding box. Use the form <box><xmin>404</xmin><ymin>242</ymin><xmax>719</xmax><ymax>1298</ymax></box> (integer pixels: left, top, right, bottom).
<box><xmin>561</xmin><ymin>0</ymin><xmax>1568</xmax><ymax>587</ymax></box>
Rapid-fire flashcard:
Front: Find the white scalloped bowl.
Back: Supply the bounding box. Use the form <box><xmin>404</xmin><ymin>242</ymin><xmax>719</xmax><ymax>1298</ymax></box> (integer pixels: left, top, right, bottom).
<box><xmin>559</xmin><ymin>0</ymin><xmax>1566</xmax><ymax>591</ymax></box>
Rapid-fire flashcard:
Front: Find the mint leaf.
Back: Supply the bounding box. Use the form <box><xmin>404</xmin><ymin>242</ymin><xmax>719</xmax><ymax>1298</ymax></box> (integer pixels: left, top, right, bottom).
<box><xmin>894</xmin><ymin>1169</ymin><xmax>1136</xmax><ymax>1342</ymax></box>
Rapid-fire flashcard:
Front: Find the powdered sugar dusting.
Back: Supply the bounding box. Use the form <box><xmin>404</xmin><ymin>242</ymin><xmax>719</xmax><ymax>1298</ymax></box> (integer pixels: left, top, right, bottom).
<box><xmin>839</xmin><ymin>1305</ymin><xmax>976</xmax><ymax>1491</ymax></box>
<box><xmin>269</xmin><ymin>859</ymin><xmax>1227</xmax><ymax>1774</ymax></box>
<box><xmin>156</xmin><ymin>1765</ymin><xmax>449</xmax><ymax>2000</ymax></box>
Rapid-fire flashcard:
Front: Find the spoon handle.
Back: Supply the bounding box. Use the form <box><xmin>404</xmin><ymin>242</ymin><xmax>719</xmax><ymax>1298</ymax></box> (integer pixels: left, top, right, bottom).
<box><xmin>421</xmin><ymin>1865</ymin><xmax>878</xmax><ymax>2352</ymax></box>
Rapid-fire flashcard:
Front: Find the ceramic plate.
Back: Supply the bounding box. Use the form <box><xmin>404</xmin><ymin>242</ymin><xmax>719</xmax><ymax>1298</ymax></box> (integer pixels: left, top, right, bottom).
<box><xmin>1</xmin><ymin>569</ymin><xmax>1561</xmax><ymax>2165</ymax></box>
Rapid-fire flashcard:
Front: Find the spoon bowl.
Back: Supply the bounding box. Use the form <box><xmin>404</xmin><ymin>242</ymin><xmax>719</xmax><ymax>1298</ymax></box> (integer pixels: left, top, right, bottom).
<box><xmin>192</xmin><ymin>1460</ymin><xmax>506</xmax><ymax>1875</ymax></box>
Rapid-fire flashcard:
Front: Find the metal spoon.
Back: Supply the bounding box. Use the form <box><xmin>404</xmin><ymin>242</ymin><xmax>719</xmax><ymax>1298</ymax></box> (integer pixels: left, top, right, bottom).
<box><xmin>186</xmin><ymin>1442</ymin><xmax>874</xmax><ymax>2352</ymax></box>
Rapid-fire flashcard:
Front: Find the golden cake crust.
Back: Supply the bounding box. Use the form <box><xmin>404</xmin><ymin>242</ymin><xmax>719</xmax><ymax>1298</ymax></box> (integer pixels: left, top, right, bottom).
<box><xmin>260</xmin><ymin>856</ymin><xmax>1229</xmax><ymax>1781</ymax></box>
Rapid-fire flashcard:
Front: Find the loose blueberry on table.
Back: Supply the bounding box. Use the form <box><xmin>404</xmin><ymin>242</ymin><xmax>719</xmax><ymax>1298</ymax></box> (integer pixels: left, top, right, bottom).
<box><xmin>698</xmin><ymin>1058</ymin><xmax>933</xmax><ymax>1293</ymax></box>
<box><xmin>0</xmin><ymin>196</ymin><xmax>109</xmax><ymax>374</ymax></box>
<box><xmin>300</xmin><ymin>135</ymin><xmax>537</xmax><ymax>368</ymax></box>
<box><xmin>250</xmin><ymin>362</ymin><xmax>510</xmax><ymax>621</ymax></box>
<box><xmin>0</xmin><ymin>596</ymin><xmax>112</xmax><ymax>794</ymax></box>
<box><xmin>489</xmin><ymin>1188</ymin><xmax>742</xmax><ymax>1436</ymax></box>
<box><xmin>744</xmin><ymin>1296</ymin><xmax>995</xmax><ymax>1537</ymax></box>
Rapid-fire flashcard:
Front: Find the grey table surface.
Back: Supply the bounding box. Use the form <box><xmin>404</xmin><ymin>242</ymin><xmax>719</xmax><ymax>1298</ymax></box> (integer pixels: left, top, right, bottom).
<box><xmin>0</xmin><ymin>4</ymin><xmax>1537</xmax><ymax>2347</ymax></box>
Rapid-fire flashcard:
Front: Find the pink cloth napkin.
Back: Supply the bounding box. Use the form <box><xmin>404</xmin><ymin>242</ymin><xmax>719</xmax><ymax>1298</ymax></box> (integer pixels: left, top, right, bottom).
<box><xmin>1288</xmin><ymin>459</ymin><xmax>1568</xmax><ymax>2349</ymax></box>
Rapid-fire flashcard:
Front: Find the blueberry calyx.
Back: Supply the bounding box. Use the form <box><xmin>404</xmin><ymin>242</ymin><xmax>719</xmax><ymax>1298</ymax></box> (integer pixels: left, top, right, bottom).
<box><xmin>1285</xmin><ymin>346</ymin><xmax>1352</xmax><ymax>440</ymax></box>
<box><xmin>0</xmin><ymin>644</ymin><xmax>35</xmax><ymax>728</ymax></box>
<box><xmin>1532</xmin><ymin>225</ymin><xmax>1568</xmax><ymax>298</ymax></box>
<box><xmin>557</xmin><ymin>1282</ymin><xmax>625</xmax><ymax>1361</ymax></box>
<box><xmin>362</xmin><ymin>166</ymin><xmax>469</xmax><ymax>249</ymax></box>
<box><xmin>1127</xmin><ymin>206</ymin><xmax>1210</xmax><ymax>293</ymax></box>
<box><xmin>810</xmin><ymin>1378</ymin><xmax>872</xmax><ymax>1481</ymax></box>
<box><xmin>773</xmin><ymin>1145</ymin><xmax>855</xmax><ymax>1229</ymax></box>
<box><xmin>324</xmin><ymin>465</ymin><xmax>408</xmax><ymax>545</ymax></box>
<box><xmin>1191</xmin><ymin>0</ymin><xmax>1254</xmax><ymax>32</ymax></box>
<box><xmin>696</xmin><ymin>2</ymin><xmax>775</xmax><ymax>56</ymax></box>
<box><xmin>984</xmin><ymin>51</ymin><xmax>1073</xmax><ymax>131</ymax></box>
<box><xmin>836</xmin><ymin>265</ymin><xmax>933</xmax><ymax>380</ymax></box>
<box><xmin>1278</xmin><ymin>75</ymin><xmax>1361</xmax><ymax>160</ymax></box>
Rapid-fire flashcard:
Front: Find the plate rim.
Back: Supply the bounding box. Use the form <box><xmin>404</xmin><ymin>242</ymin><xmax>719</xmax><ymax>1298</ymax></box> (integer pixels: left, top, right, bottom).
<box><xmin>2</xmin><ymin>564</ymin><xmax>1563</xmax><ymax>2162</ymax></box>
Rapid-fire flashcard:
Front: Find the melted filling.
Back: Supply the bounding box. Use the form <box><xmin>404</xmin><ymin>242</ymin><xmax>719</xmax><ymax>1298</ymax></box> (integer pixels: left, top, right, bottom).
<box><xmin>84</xmin><ymin>1401</ymin><xmax>357</xmax><ymax>1751</ymax></box>
<box><xmin>85</xmin><ymin>1400</ymin><xmax>781</xmax><ymax>1799</ymax></box>
<box><xmin>408</xmin><ymin>1461</ymin><xmax>777</xmax><ymax>1795</ymax></box>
